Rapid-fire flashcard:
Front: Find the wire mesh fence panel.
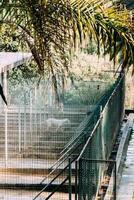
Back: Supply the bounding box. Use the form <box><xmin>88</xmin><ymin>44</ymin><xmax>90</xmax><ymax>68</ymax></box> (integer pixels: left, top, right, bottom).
<box><xmin>0</xmin><ymin>105</ymin><xmax>87</xmax><ymax>160</ymax></box>
<box><xmin>75</xmin><ymin>73</ymin><xmax>125</xmax><ymax>200</ymax></box>
<box><xmin>76</xmin><ymin>159</ymin><xmax>116</xmax><ymax>200</ymax></box>
<box><xmin>0</xmin><ymin>104</ymin><xmax>88</xmax><ymax>199</ymax></box>
<box><xmin>0</xmin><ymin>73</ymin><xmax>124</xmax><ymax>199</ymax></box>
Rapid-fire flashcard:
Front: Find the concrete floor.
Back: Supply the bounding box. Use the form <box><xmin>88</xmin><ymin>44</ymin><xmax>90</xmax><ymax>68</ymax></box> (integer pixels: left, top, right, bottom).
<box><xmin>0</xmin><ymin>189</ymin><xmax>75</xmax><ymax>200</ymax></box>
<box><xmin>0</xmin><ymin>158</ymin><xmax>68</xmax><ymax>199</ymax></box>
<box><xmin>117</xmin><ymin>124</ymin><xmax>134</xmax><ymax>200</ymax></box>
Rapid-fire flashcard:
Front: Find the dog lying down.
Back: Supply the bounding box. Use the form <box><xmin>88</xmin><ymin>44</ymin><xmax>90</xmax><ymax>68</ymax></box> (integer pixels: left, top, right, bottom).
<box><xmin>45</xmin><ymin>118</ymin><xmax>71</xmax><ymax>132</ymax></box>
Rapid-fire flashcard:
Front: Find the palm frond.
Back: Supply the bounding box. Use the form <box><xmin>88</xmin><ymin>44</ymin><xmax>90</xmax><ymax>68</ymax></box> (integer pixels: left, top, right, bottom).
<box><xmin>0</xmin><ymin>0</ymin><xmax>134</xmax><ymax>101</ymax></box>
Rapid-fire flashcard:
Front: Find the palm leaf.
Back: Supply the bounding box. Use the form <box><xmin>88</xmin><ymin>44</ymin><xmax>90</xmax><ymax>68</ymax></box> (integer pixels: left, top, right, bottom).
<box><xmin>0</xmin><ymin>0</ymin><xmax>134</xmax><ymax>101</ymax></box>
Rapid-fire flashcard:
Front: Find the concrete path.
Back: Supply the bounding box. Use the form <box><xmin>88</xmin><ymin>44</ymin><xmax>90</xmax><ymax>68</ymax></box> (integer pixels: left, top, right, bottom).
<box><xmin>0</xmin><ymin>158</ymin><xmax>57</xmax><ymax>169</ymax></box>
<box><xmin>0</xmin><ymin>189</ymin><xmax>74</xmax><ymax>200</ymax></box>
<box><xmin>117</xmin><ymin>122</ymin><xmax>134</xmax><ymax>200</ymax></box>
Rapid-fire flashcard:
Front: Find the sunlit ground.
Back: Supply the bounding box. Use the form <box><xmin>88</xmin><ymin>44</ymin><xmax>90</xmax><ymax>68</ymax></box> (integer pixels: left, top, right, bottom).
<box><xmin>0</xmin><ymin>190</ymin><xmax>75</xmax><ymax>200</ymax></box>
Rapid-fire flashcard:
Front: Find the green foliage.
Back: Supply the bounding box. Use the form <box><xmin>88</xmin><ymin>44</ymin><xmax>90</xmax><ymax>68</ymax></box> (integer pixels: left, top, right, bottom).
<box><xmin>61</xmin><ymin>81</ymin><xmax>112</xmax><ymax>105</ymax></box>
<box><xmin>8</xmin><ymin>62</ymin><xmax>40</xmax><ymax>105</ymax></box>
<box><xmin>8</xmin><ymin>62</ymin><xmax>39</xmax><ymax>85</ymax></box>
<box><xmin>0</xmin><ymin>25</ymin><xmax>26</xmax><ymax>52</ymax></box>
<box><xmin>0</xmin><ymin>0</ymin><xmax>134</xmax><ymax>102</ymax></box>
<box><xmin>82</xmin><ymin>42</ymin><xmax>98</xmax><ymax>55</ymax></box>
<box><xmin>0</xmin><ymin>24</ymin><xmax>42</xmax><ymax>105</ymax></box>
<box><xmin>0</xmin><ymin>0</ymin><xmax>134</xmax><ymax>75</ymax></box>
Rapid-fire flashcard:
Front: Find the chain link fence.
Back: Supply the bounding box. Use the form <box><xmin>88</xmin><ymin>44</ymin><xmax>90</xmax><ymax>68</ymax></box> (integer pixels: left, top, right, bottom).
<box><xmin>74</xmin><ymin>73</ymin><xmax>125</xmax><ymax>200</ymax></box>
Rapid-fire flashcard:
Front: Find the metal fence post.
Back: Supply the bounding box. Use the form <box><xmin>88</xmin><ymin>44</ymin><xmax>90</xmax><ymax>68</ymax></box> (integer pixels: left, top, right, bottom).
<box><xmin>4</xmin><ymin>106</ymin><xmax>8</xmax><ymax>167</ymax></box>
<box><xmin>114</xmin><ymin>161</ymin><xmax>117</xmax><ymax>200</ymax></box>
<box><xmin>69</xmin><ymin>157</ymin><xmax>72</xmax><ymax>200</ymax></box>
<box><xmin>24</xmin><ymin>95</ymin><xmax>26</xmax><ymax>149</ymax></box>
<box><xmin>18</xmin><ymin>107</ymin><xmax>21</xmax><ymax>152</ymax></box>
<box><xmin>30</xmin><ymin>90</ymin><xmax>32</xmax><ymax>136</ymax></box>
<box><xmin>3</xmin><ymin>71</ymin><xmax>8</xmax><ymax>167</ymax></box>
<box><xmin>78</xmin><ymin>159</ymin><xmax>82</xmax><ymax>200</ymax></box>
<box><xmin>75</xmin><ymin>160</ymin><xmax>78</xmax><ymax>200</ymax></box>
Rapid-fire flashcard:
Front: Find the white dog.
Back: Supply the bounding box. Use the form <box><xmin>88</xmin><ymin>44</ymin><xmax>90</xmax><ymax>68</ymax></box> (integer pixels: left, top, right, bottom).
<box><xmin>45</xmin><ymin>118</ymin><xmax>70</xmax><ymax>132</ymax></box>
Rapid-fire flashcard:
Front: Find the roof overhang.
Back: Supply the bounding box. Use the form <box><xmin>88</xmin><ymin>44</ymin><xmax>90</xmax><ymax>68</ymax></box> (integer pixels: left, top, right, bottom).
<box><xmin>0</xmin><ymin>52</ymin><xmax>32</xmax><ymax>73</ymax></box>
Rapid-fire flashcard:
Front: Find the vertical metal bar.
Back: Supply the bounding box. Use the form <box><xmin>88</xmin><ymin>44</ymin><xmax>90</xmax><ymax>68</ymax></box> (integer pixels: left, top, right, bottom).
<box><xmin>49</xmin><ymin>77</ymin><xmax>53</xmax><ymax>106</ymax></box>
<box><xmin>75</xmin><ymin>160</ymin><xmax>78</xmax><ymax>200</ymax></box>
<box><xmin>30</xmin><ymin>90</ymin><xmax>32</xmax><ymax>136</ymax></box>
<box><xmin>4</xmin><ymin>107</ymin><xmax>8</xmax><ymax>166</ymax></box>
<box><xmin>114</xmin><ymin>161</ymin><xmax>117</xmax><ymax>200</ymax></box>
<box><xmin>34</xmin><ymin>86</ymin><xmax>37</xmax><ymax>140</ymax></box>
<box><xmin>3</xmin><ymin>71</ymin><xmax>8</xmax><ymax>167</ymax></box>
<box><xmin>18</xmin><ymin>107</ymin><xmax>21</xmax><ymax>152</ymax></box>
<box><xmin>69</xmin><ymin>157</ymin><xmax>72</xmax><ymax>200</ymax></box>
<box><xmin>40</xmin><ymin>108</ymin><xmax>42</xmax><ymax>135</ymax></box>
<box><xmin>24</xmin><ymin>94</ymin><xmax>26</xmax><ymax>148</ymax></box>
<box><xmin>0</xmin><ymin>73</ymin><xmax>3</xmax><ymax>108</ymax></box>
<box><xmin>78</xmin><ymin>159</ymin><xmax>82</xmax><ymax>200</ymax></box>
